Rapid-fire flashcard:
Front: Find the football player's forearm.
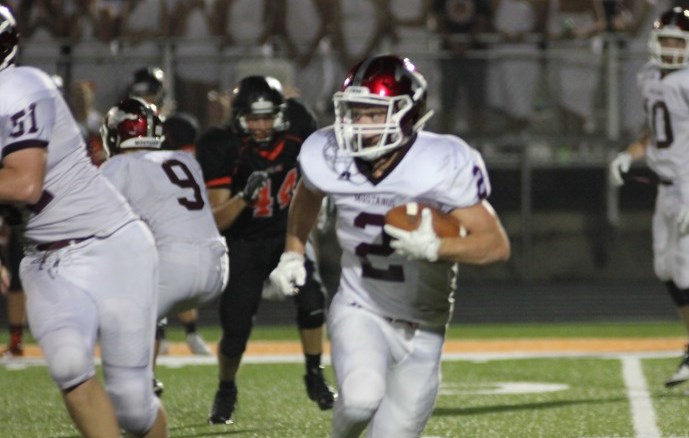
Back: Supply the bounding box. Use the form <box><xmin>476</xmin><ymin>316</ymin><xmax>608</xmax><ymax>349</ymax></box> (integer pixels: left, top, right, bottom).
<box><xmin>439</xmin><ymin>227</ymin><xmax>511</xmax><ymax>265</ymax></box>
<box><xmin>284</xmin><ymin>182</ymin><xmax>324</xmax><ymax>253</ymax></box>
<box><xmin>212</xmin><ymin>195</ymin><xmax>246</xmax><ymax>232</ymax></box>
<box><xmin>627</xmin><ymin>132</ymin><xmax>649</xmax><ymax>160</ymax></box>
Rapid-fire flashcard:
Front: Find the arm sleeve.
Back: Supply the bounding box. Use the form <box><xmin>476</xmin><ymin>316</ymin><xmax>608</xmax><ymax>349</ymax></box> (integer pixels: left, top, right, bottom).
<box><xmin>437</xmin><ymin>144</ymin><xmax>492</xmax><ymax>209</ymax></box>
<box><xmin>196</xmin><ymin>127</ymin><xmax>237</xmax><ymax>189</ymax></box>
<box><xmin>1</xmin><ymin>93</ymin><xmax>54</xmax><ymax>156</ymax></box>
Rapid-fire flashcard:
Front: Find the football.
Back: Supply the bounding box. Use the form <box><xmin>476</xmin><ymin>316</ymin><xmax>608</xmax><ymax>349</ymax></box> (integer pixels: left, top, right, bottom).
<box><xmin>384</xmin><ymin>202</ymin><xmax>461</xmax><ymax>237</ymax></box>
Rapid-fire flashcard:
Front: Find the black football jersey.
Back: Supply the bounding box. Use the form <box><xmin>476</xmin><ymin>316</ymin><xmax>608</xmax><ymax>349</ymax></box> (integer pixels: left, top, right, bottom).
<box><xmin>197</xmin><ymin>98</ymin><xmax>317</xmax><ymax>240</ymax></box>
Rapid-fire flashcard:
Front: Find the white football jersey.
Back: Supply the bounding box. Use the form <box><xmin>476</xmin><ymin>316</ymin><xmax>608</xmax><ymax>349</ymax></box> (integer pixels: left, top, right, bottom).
<box><xmin>299</xmin><ymin>128</ymin><xmax>490</xmax><ymax>327</ymax></box>
<box><xmin>0</xmin><ymin>66</ymin><xmax>136</xmax><ymax>243</ymax></box>
<box><xmin>638</xmin><ymin>62</ymin><xmax>689</xmax><ymax>182</ymax></box>
<box><xmin>101</xmin><ymin>150</ymin><xmax>225</xmax><ymax>249</ymax></box>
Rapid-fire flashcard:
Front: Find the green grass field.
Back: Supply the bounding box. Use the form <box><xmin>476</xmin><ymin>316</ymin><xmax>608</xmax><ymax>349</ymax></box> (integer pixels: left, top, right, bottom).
<box><xmin>1</xmin><ymin>322</ymin><xmax>689</xmax><ymax>438</ymax></box>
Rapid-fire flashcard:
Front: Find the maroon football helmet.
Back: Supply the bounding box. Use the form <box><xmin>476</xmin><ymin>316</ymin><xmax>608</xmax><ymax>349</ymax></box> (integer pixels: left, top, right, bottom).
<box><xmin>649</xmin><ymin>7</ymin><xmax>689</xmax><ymax>69</ymax></box>
<box><xmin>333</xmin><ymin>55</ymin><xmax>433</xmax><ymax>161</ymax></box>
<box><xmin>0</xmin><ymin>6</ymin><xmax>19</xmax><ymax>73</ymax></box>
<box><xmin>101</xmin><ymin>97</ymin><xmax>164</xmax><ymax>157</ymax></box>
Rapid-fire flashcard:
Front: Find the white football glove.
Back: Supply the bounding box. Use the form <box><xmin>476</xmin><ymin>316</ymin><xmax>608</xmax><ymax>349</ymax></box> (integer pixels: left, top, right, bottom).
<box><xmin>261</xmin><ymin>279</ymin><xmax>286</xmax><ymax>301</ymax></box>
<box><xmin>678</xmin><ymin>207</ymin><xmax>689</xmax><ymax>235</ymax></box>
<box><xmin>609</xmin><ymin>152</ymin><xmax>632</xmax><ymax>187</ymax></box>
<box><xmin>269</xmin><ymin>251</ymin><xmax>306</xmax><ymax>296</ymax></box>
<box><xmin>383</xmin><ymin>208</ymin><xmax>441</xmax><ymax>262</ymax></box>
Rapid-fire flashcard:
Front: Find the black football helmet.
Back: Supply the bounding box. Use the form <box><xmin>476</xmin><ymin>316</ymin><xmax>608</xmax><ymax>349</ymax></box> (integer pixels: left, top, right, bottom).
<box><xmin>0</xmin><ymin>6</ymin><xmax>19</xmax><ymax>73</ymax></box>
<box><xmin>129</xmin><ymin>66</ymin><xmax>166</xmax><ymax>106</ymax></box>
<box><xmin>649</xmin><ymin>7</ymin><xmax>689</xmax><ymax>69</ymax></box>
<box><xmin>333</xmin><ymin>54</ymin><xmax>433</xmax><ymax>161</ymax></box>
<box><xmin>231</xmin><ymin>75</ymin><xmax>288</xmax><ymax>143</ymax></box>
<box><xmin>101</xmin><ymin>97</ymin><xmax>164</xmax><ymax>157</ymax></box>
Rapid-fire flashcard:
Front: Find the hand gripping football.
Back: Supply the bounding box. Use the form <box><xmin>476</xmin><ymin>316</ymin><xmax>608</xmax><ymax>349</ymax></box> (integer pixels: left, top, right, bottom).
<box><xmin>384</xmin><ymin>202</ymin><xmax>461</xmax><ymax>237</ymax></box>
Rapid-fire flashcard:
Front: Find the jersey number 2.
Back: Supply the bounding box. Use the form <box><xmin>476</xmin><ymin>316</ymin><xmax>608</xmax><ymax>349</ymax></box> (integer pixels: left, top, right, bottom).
<box><xmin>354</xmin><ymin>212</ymin><xmax>404</xmax><ymax>282</ymax></box>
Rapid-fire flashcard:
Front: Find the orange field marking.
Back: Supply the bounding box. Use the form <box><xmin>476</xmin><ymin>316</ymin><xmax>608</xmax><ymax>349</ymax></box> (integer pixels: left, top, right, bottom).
<box><xmin>14</xmin><ymin>337</ymin><xmax>688</xmax><ymax>358</ymax></box>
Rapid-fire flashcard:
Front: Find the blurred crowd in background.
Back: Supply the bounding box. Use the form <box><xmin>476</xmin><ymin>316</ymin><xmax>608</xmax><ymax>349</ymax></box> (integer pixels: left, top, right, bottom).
<box><xmin>4</xmin><ymin>0</ymin><xmax>685</xmax><ymax>163</ymax></box>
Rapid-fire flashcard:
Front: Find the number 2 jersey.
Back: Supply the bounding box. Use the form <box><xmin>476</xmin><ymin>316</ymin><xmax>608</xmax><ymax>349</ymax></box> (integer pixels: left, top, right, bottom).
<box><xmin>197</xmin><ymin>99</ymin><xmax>317</xmax><ymax>240</ymax></box>
<box><xmin>299</xmin><ymin>128</ymin><xmax>491</xmax><ymax>328</ymax></box>
<box><xmin>100</xmin><ymin>150</ymin><xmax>225</xmax><ymax>249</ymax></box>
<box><xmin>638</xmin><ymin>61</ymin><xmax>689</xmax><ymax>185</ymax></box>
<box><xmin>0</xmin><ymin>65</ymin><xmax>136</xmax><ymax>243</ymax></box>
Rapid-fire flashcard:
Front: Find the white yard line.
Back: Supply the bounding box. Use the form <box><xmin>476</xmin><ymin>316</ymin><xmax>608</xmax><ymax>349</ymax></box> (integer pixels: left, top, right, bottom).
<box><xmin>621</xmin><ymin>356</ymin><xmax>661</xmax><ymax>438</ymax></box>
<box><xmin>0</xmin><ymin>350</ymin><xmax>679</xmax><ymax>367</ymax></box>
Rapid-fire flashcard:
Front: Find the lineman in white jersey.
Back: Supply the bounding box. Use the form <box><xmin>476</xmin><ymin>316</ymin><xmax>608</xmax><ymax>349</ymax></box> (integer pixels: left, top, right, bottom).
<box><xmin>100</xmin><ymin>98</ymin><xmax>229</xmax><ymax>319</ymax></box>
<box><xmin>610</xmin><ymin>6</ymin><xmax>689</xmax><ymax>389</ymax></box>
<box><xmin>100</xmin><ymin>98</ymin><xmax>229</xmax><ymax>398</ymax></box>
<box><xmin>270</xmin><ymin>55</ymin><xmax>511</xmax><ymax>437</ymax></box>
<box><xmin>0</xmin><ymin>6</ymin><xmax>168</xmax><ymax>437</ymax></box>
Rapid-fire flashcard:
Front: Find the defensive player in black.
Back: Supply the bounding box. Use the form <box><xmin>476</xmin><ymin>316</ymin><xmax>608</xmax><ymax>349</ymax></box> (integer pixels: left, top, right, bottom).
<box><xmin>197</xmin><ymin>76</ymin><xmax>336</xmax><ymax>425</ymax></box>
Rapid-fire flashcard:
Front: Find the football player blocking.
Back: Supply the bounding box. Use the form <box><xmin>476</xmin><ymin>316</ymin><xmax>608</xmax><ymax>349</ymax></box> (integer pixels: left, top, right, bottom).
<box><xmin>270</xmin><ymin>55</ymin><xmax>510</xmax><ymax>437</ymax></box>
<box><xmin>99</xmin><ymin>97</ymin><xmax>230</xmax><ymax>397</ymax></box>
<box><xmin>0</xmin><ymin>6</ymin><xmax>168</xmax><ymax>438</ymax></box>
<box><xmin>125</xmin><ymin>68</ymin><xmax>214</xmax><ymax>358</ymax></box>
<box><xmin>609</xmin><ymin>6</ymin><xmax>689</xmax><ymax>390</ymax></box>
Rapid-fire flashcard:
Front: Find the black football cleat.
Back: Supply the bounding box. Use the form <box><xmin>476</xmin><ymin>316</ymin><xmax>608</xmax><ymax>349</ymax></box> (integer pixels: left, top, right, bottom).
<box><xmin>208</xmin><ymin>383</ymin><xmax>237</xmax><ymax>425</ymax></box>
<box><xmin>304</xmin><ymin>368</ymin><xmax>336</xmax><ymax>410</ymax></box>
<box><xmin>666</xmin><ymin>344</ymin><xmax>689</xmax><ymax>388</ymax></box>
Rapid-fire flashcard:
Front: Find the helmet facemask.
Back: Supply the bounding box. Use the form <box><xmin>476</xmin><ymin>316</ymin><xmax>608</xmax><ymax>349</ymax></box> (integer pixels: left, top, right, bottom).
<box><xmin>332</xmin><ymin>55</ymin><xmax>434</xmax><ymax>161</ymax></box>
<box><xmin>231</xmin><ymin>76</ymin><xmax>288</xmax><ymax>145</ymax></box>
<box><xmin>649</xmin><ymin>27</ymin><xmax>689</xmax><ymax>69</ymax></box>
<box><xmin>333</xmin><ymin>87</ymin><xmax>414</xmax><ymax>161</ymax></box>
<box><xmin>649</xmin><ymin>7</ymin><xmax>689</xmax><ymax>69</ymax></box>
<box><xmin>237</xmin><ymin>99</ymin><xmax>287</xmax><ymax>144</ymax></box>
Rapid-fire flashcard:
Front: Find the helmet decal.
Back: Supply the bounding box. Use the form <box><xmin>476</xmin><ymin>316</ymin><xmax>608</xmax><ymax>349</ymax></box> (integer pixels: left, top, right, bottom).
<box><xmin>101</xmin><ymin>97</ymin><xmax>164</xmax><ymax>157</ymax></box>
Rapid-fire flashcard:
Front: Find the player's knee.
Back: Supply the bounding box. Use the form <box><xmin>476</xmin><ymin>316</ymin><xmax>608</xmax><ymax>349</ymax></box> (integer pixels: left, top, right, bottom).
<box><xmin>340</xmin><ymin>369</ymin><xmax>384</xmax><ymax>415</ymax></box>
<box><xmin>297</xmin><ymin>307</ymin><xmax>325</xmax><ymax>329</ymax></box>
<box><xmin>107</xmin><ymin>370</ymin><xmax>160</xmax><ymax>435</ymax></box>
<box><xmin>42</xmin><ymin>334</ymin><xmax>94</xmax><ymax>389</ymax></box>
<box><xmin>219</xmin><ymin>334</ymin><xmax>248</xmax><ymax>358</ymax></box>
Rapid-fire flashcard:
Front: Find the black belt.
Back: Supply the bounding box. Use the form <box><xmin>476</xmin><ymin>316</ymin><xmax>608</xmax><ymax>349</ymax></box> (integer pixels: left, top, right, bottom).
<box><xmin>35</xmin><ymin>236</ymin><xmax>93</xmax><ymax>251</ymax></box>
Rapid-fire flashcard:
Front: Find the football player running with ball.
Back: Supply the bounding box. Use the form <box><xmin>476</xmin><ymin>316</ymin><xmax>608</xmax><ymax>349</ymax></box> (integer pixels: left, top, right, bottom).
<box><xmin>270</xmin><ymin>55</ymin><xmax>510</xmax><ymax>437</ymax></box>
<box><xmin>0</xmin><ymin>6</ymin><xmax>167</xmax><ymax>437</ymax></box>
<box><xmin>610</xmin><ymin>6</ymin><xmax>689</xmax><ymax>389</ymax></box>
<box><xmin>197</xmin><ymin>75</ymin><xmax>335</xmax><ymax>424</ymax></box>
